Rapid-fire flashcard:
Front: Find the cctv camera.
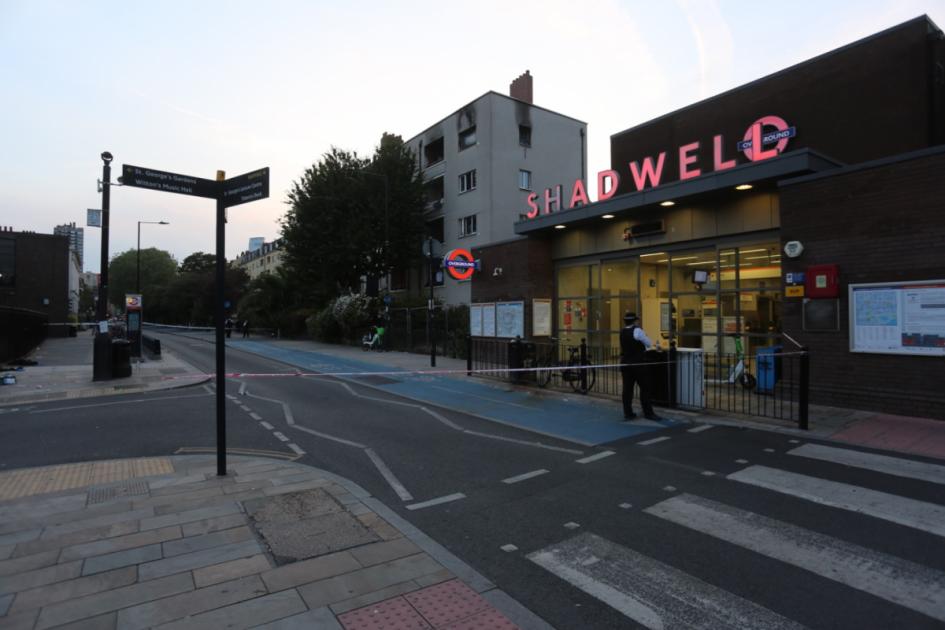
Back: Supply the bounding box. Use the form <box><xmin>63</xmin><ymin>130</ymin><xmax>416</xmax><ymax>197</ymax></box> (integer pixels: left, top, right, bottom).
<box><xmin>101</xmin><ymin>151</ymin><xmax>113</xmax><ymax>163</ymax></box>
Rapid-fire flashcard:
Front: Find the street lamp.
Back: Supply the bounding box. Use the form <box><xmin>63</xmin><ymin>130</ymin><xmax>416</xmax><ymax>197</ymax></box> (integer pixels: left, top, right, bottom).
<box><xmin>137</xmin><ymin>220</ymin><xmax>169</xmax><ymax>294</ymax></box>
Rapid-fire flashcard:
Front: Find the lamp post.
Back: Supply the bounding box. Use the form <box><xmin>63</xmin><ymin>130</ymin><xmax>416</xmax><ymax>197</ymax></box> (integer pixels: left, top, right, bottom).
<box><xmin>137</xmin><ymin>221</ymin><xmax>169</xmax><ymax>293</ymax></box>
<box><xmin>93</xmin><ymin>152</ymin><xmax>113</xmax><ymax>381</ymax></box>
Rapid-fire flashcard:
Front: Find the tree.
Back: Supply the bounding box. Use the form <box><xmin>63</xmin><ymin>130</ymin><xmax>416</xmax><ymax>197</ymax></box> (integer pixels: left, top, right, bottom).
<box><xmin>179</xmin><ymin>252</ymin><xmax>216</xmax><ymax>274</ymax></box>
<box><xmin>107</xmin><ymin>248</ymin><xmax>177</xmax><ymax>310</ymax></box>
<box><xmin>281</xmin><ymin>134</ymin><xmax>426</xmax><ymax>304</ymax></box>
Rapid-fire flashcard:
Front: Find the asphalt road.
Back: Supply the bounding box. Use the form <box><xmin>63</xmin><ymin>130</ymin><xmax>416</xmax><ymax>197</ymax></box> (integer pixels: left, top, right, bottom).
<box><xmin>2</xmin><ymin>333</ymin><xmax>943</xmax><ymax>629</ymax></box>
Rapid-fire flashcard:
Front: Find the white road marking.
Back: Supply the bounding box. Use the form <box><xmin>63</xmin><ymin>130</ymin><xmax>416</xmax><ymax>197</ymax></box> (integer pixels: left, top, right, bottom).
<box><xmin>563</xmin><ymin>522</ymin><xmax>580</xmax><ymax>530</ymax></box>
<box><xmin>406</xmin><ymin>493</ymin><xmax>465</xmax><ymax>511</ymax></box>
<box><xmin>663</xmin><ymin>486</ymin><xmax>676</xmax><ymax>492</ymax></box>
<box><xmin>463</xmin><ymin>430</ymin><xmax>583</xmax><ymax>455</ymax></box>
<box><xmin>249</xmin><ymin>412</ymin><xmax>262</xmax><ymax>421</ymax></box>
<box><xmin>789</xmin><ymin>443</ymin><xmax>945</xmax><ymax>485</ymax></box>
<box><xmin>728</xmin><ymin>465</ymin><xmax>945</xmax><ymax>537</ymax></box>
<box><xmin>202</xmin><ymin>385</ymin><xmax>214</xmax><ymax>395</ymax></box>
<box><xmin>687</xmin><ymin>425</ymin><xmax>714</xmax><ymax>433</ymax></box>
<box><xmin>638</xmin><ymin>437</ymin><xmax>671</xmax><ymax>446</ymax></box>
<box><xmin>287</xmin><ymin>443</ymin><xmax>305</xmax><ymax>455</ymax></box>
<box><xmin>226</xmin><ymin>394</ymin><xmax>237</xmax><ymax>401</ymax></box>
<box><xmin>501</xmin><ymin>544</ymin><xmax>518</xmax><ymax>552</ymax></box>
<box><xmin>420</xmin><ymin>406</ymin><xmax>464</xmax><ymax>430</ymax></box>
<box><xmin>764</xmin><ymin>448</ymin><xmax>776</xmax><ymax>453</ymax></box>
<box><xmin>789</xmin><ymin>439</ymin><xmax>800</xmax><ymax>443</ymax></box>
<box><xmin>619</xmin><ymin>503</ymin><xmax>633</xmax><ymax>509</ymax></box>
<box><xmin>529</xmin><ymin>532</ymin><xmax>806</xmax><ymax>630</ymax></box>
<box><xmin>238</xmin><ymin>382</ymin><xmax>247</xmax><ymax>395</ymax></box>
<box><xmin>272</xmin><ymin>432</ymin><xmax>290</xmax><ymax>442</ymax></box>
<box><xmin>576</xmin><ymin>450</ymin><xmax>616</xmax><ymax>464</ymax></box>
<box><xmin>701</xmin><ymin>471</ymin><xmax>716</xmax><ymax>477</ymax></box>
<box><xmin>736</xmin><ymin>459</ymin><xmax>749</xmax><ymax>464</ymax></box>
<box><xmin>647</xmin><ymin>494</ymin><xmax>945</xmax><ymax>622</ymax></box>
<box><xmin>30</xmin><ymin>393</ymin><xmax>208</xmax><ymax>413</ymax></box>
<box><xmin>260</xmin><ymin>421</ymin><xmax>274</xmax><ymax>430</ymax></box>
<box><xmin>365</xmin><ymin>448</ymin><xmax>414</xmax><ymax>501</ymax></box>
<box><xmin>240</xmin><ymin>405</ymin><xmax>251</xmax><ymax>412</ymax></box>
<box><xmin>502</xmin><ymin>469</ymin><xmax>550</xmax><ymax>484</ymax></box>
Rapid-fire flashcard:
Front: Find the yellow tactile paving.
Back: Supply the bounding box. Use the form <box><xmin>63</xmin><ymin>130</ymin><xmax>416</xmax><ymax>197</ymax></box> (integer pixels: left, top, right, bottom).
<box><xmin>0</xmin><ymin>457</ymin><xmax>173</xmax><ymax>501</ymax></box>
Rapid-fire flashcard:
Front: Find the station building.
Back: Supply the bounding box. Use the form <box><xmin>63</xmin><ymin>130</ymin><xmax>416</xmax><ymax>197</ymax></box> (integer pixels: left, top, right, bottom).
<box><xmin>472</xmin><ymin>16</ymin><xmax>945</xmax><ymax>418</ymax></box>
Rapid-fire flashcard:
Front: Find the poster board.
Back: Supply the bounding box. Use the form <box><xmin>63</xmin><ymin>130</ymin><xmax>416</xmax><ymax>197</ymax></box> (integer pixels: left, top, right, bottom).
<box><xmin>849</xmin><ymin>280</ymin><xmax>945</xmax><ymax>356</ymax></box>
<box><xmin>470</xmin><ymin>304</ymin><xmax>483</xmax><ymax>337</ymax></box>
<box><xmin>481</xmin><ymin>303</ymin><xmax>496</xmax><ymax>337</ymax></box>
<box><xmin>495</xmin><ymin>301</ymin><xmax>524</xmax><ymax>338</ymax></box>
<box><xmin>532</xmin><ymin>299</ymin><xmax>552</xmax><ymax>336</ymax></box>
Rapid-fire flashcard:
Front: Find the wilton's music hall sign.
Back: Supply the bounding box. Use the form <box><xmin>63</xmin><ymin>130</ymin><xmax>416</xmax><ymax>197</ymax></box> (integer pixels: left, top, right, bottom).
<box><xmin>524</xmin><ymin>115</ymin><xmax>796</xmax><ymax>218</ymax></box>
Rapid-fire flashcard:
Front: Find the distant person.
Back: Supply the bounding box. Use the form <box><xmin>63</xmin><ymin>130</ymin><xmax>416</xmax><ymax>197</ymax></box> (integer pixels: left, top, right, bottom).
<box><xmin>375</xmin><ymin>322</ymin><xmax>386</xmax><ymax>351</ymax></box>
<box><xmin>225</xmin><ymin>317</ymin><xmax>234</xmax><ymax>338</ymax></box>
<box><xmin>241</xmin><ymin>320</ymin><xmax>250</xmax><ymax>338</ymax></box>
<box><xmin>619</xmin><ymin>312</ymin><xmax>663</xmax><ymax>421</ymax></box>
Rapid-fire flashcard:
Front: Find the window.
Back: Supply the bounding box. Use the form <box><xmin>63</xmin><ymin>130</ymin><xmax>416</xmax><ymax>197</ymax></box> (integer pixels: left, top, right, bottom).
<box><xmin>519</xmin><ymin>169</ymin><xmax>532</xmax><ymax>190</ymax></box>
<box><xmin>426</xmin><ymin>217</ymin><xmax>444</xmax><ymax>244</ymax></box>
<box><xmin>423</xmin><ymin>176</ymin><xmax>444</xmax><ymax>210</ymax></box>
<box><xmin>519</xmin><ymin>125</ymin><xmax>531</xmax><ymax>147</ymax></box>
<box><xmin>423</xmin><ymin>137</ymin><xmax>444</xmax><ymax>167</ymax></box>
<box><xmin>459</xmin><ymin>214</ymin><xmax>477</xmax><ymax>237</ymax></box>
<box><xmin>458</xmin><ymin>126</ymin><xmax>477</xmax><ymax>150</ymax></box>
<box><xmin>459</xmin><ymin>170</ymin><xmax>477</xmax><ymax>193</ymax></box>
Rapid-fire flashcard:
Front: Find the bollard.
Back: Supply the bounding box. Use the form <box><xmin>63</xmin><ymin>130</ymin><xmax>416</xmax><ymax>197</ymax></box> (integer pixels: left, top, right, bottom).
<box><xmin>580</xmin><ymin>338</ymin><xmax>588</xmax><ymax>394</ymax></box>
<box><xmin>798</xmin><ymin>347</ymin><xmax>810</xmax><ymax>430</ymax></box>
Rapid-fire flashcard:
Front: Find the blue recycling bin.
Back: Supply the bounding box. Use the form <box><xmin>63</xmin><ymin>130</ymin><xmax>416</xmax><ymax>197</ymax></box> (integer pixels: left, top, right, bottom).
<box><xmin>755</xmin><ymin>345</ymin><xmax>782</xmax><ymax>394</ymax></box>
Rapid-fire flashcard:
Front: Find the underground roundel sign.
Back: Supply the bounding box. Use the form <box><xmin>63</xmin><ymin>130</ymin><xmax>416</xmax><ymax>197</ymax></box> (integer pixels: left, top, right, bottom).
<box><xmin>443</xmin><ymin>248</ymin><xmax>476</xmax><ymax>280</ymax></box>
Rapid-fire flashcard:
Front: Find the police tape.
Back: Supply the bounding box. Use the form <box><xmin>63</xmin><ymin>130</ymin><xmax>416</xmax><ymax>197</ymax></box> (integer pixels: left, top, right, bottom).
<box><xmin>154</xmin><ymin>351</ymin><xmax>808</xmax><ymax>382</ymax></box>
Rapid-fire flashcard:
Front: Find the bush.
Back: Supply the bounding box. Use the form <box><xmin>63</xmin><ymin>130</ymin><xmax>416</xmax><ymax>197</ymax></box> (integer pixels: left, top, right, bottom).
<box><xmin>443</xmin><ymin>304</ymin><xmax>470</xmax><ymax>359</ymax></box>
<box><xmin>307</xmin><ymin>293</ymin><xmax>379</xmax><ymax>343</ymax></box>
<box><xmin>307</xmin><ymin>307</ymin><xmax>342</xmax><ymax>342</ymax></box>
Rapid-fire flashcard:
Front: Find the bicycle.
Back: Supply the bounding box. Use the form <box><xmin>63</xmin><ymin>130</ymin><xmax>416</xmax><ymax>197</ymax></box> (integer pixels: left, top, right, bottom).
<box><xmin>727</xmin><ymin>334</ymin><xmax>757</xmax><ymax>390</ymax></box>
<box><xmin>536</xmin><ymin>339</ymin><xmax>597</xmax><ymax>394</ymax></box>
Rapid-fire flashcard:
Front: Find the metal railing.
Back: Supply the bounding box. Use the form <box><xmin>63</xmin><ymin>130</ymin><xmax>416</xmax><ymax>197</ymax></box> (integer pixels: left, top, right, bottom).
<box><xmin>468</xmin><ymin>336</ymin><xmax>810</xmax><ymax>428</ymax></box>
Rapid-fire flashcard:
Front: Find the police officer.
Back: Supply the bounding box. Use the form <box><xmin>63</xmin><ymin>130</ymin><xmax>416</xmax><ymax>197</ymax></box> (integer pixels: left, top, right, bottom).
<box><xmin>619</xmin><ymin>311</ymin><xmax>663</xmax><ymax>421</ymax></box>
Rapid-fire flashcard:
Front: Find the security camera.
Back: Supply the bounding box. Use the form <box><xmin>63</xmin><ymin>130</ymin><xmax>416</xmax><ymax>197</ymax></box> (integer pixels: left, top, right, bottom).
<box><xmin>492</xmin><ymin>267</ymin><xmax>503</xmax><ymax>277</ymax></box>
<box><xmin>101</xmin><ymin>151</ymin><xmax>113</xmax><ymax>163</ymax></box>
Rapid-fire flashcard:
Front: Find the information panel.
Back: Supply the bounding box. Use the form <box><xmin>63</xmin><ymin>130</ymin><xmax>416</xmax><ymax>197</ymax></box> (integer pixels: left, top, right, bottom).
<box><xmin>850</xmin><ymin>280</ymin><xmax>945</xmax><ymax>356</ymax></box>
<box><xmin>482</xmin><ymin>303</ymin><xmax>496</xmax><ymax>337</ymax></box>
<box><xmin>532</xmin><ymin>299</ymin><xmax>551</xmax><ymax>337</ymax></box>
<box><xmin>496</xmin><ymin>302</ymin><xmax>524</xmax><ymax>338</ymax></box>
<box><xmin>470</xmin><ymin>304</ymin><xmax>483</xmax><ymax>337</ymax></box>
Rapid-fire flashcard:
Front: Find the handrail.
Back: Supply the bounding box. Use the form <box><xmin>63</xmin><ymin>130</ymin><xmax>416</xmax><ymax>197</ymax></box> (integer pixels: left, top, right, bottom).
<box><xmin>781</xmin><ymin>332</ymin><xmax>804</xmax><ymax>349</ymax></box>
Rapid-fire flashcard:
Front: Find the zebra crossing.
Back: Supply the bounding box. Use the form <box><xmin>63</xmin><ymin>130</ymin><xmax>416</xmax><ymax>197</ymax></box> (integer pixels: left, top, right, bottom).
<box><xmin>527</xmin><ymin>442</ymin><xmax>945</xmax><ymax>629</ymax></box>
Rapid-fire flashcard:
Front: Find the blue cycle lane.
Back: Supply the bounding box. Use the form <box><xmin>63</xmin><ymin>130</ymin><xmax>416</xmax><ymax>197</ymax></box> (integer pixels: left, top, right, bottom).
<box><xmin>230</xmin><ymin>340</ymin><xmax>681</xmax><ymax>446</ymax></box>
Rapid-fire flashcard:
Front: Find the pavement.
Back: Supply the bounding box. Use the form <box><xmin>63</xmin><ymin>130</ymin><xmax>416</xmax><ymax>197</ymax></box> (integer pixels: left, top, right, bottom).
<box><xmin>1</xmin><ymin>333</ymin><xmax>944</xmax><ymax>629</ymax></box>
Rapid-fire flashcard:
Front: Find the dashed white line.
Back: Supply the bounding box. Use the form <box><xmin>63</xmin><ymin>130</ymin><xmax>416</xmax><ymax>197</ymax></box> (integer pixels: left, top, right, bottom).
<box><xmin>687</xmin><ymin>425</ymin><xmax>714</xmax><ymax>433</ymax></box>
<box><xmin>287</xmin><ymin>443</ymin><xmax>305</xmax><ymax>455</ymax></box>
<box><xmin>763</xmin><ymin>448</ymin><xmax>776</xmax><ymax>453</ymax></box>
<box><xmin>406</xmin><ymin>492</ymin><xmax>465</xmax><ymax>511</ymax></box>
<box><xmin>501</xmin><ymin>544</ymin><xmax>519</xmax><ymax>552</ymax></box>
<box><xmin>240</xmin><ymin>405</ymin><xmax>251</xmax><ymax>412</ymax></box>
<box><xmin>701</xmin><ymin>471</ymin><xmax>716</xmax><ymax>477</ymax></box>
<box><xmin>736</xmin><ymin>459</ymin><xmax>749</xmax><ymax>464</ymax></box>
<box><xmin>638</xmin><ymin>437</ymin><xmax>671</xmax><ymax>446</ymax></box>
<box><xmin>249</xmin><ymin>412</ymin><xmax>262</xmax><ymax>421</ymax></box>
<box><xmin>576</xmin><ymin>450</ymin><xmax>616</xmax><ymax>464</ymax></box>
<box><xmin>502</xmin><ymin>469</ymin><xmax>550</xmax><ymax>484</ymax></box>
<box><xmin>238</xmin><ymin>382</ymin><xmax>247</xmax><ymax>396</ymax></box>
<box><xmin>619</xmin><ymin>503</ymin><xmax>633</xmax><ymax>509</ymax></box>
<box><xmin>226</xmin><ymin>394</ymin><xmax>237</xmax><ymax>401</ymax></box>
<box><xmin>365</xmin><ymin>448</ymin><xmax>414</xmax><ymax>502</ymax></box>
<box><xmin>272</xmin><ymin>432</ymin><xmax>290</xmax><ymax>442</ymax></box>
<box><xmin>260</xmin><ymin>421</ymin><xmax>274</xmax><ymax>430</ymax></box>
<box><xmin>564</xmin><ymin>522</ymin><xmax>581</xmax><ymax>530</ymax></box>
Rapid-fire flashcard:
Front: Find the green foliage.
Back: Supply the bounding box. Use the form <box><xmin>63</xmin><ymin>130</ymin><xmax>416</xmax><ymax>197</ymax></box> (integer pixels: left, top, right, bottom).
<box><xmin>307</xmin><ymin>293</ymin><xmax>379</xmax><ymax>343</ymax></box>
<box><xmin>179</xmin><ymin>252</ymin><xmax>216</xmax><ymax>274</ymax></box>
<box><xmin>281</xmin><ymin>133</ymin><xmax>426</xmax><ymax>303</ymax></box>
<box><xmin>146</xmin><ymin>259</ymin><xmax>249</xmax><ymax>326</ymax></box>
<box><xmin>107</xmin><ymin>248</ymin><xmax>177</xmax><ymax>309</ymax></box>
<box><xmin>78</xmin><ymin>284</ymin><xmax>95</xmax><ymax>320</ymax></box>
<box><xmin>235</xmin><ymin>269</ymin><xmax>312</xmax><ymax>337</ymax></box>
<box><xmin>443</xmin><ymin>304</ymin><xmax>470</xmax><ymax>359</ymax></box>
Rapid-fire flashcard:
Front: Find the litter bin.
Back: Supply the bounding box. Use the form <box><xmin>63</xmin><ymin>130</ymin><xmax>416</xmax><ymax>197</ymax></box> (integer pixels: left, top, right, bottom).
<box><xmin>508</xmin><ymin>337</ymin><xmax>524</xmax><ymax>382</ymax></box>
<box><xmin>675</xmin><ymin>347</ymin><xmax>705</xmax><ymax>408</ymax></box>
<box><xmin>645</xmin><ymin>349</ymin><xmax>670</xmax><ymax>405</ymax></box>
<box><xmin>111</xmin><ymin>339</ymin><xmax>132</xmax><ymax>378</ymax></box>
<box><xmin>755</xmin><ymin>345</ymin><xmax>782</xmax><ymax>394</ymax></box>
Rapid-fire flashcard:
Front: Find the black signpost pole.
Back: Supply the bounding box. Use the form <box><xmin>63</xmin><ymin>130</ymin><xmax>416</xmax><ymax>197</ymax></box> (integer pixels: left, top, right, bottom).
<box><xmin>215</xmin><ymin>170</ymin><xmax>227</xmax><ymax>477</ymax></box>
<box><xmin>428</xmin><ymin>237</ymin><xmax>436</xmax><ymax>368</ymax></box>
<box><xmin>93</xmin><ymin>152</ymin><xmax>113</xmax><ymax>381</ymax></box>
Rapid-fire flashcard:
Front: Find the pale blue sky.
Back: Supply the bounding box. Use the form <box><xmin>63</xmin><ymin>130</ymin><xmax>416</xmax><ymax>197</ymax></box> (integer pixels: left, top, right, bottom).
<box><xmin>1</xmin><ymin>0</ymin><xmax>942</xmax><ymax>272</ymax></box>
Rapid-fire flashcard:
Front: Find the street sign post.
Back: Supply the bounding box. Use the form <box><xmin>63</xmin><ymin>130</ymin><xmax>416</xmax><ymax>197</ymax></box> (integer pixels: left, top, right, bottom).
<box><xmin>119</xmin><ymin>162</ymin><xmax>270</xmax><ymax>476</ymax></box>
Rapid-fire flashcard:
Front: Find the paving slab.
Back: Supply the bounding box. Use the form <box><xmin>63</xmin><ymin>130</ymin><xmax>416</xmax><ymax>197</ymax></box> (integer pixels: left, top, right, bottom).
<box><xmin>81</xmin><ymin>543</ymin><xmax>163</xmax><ymax>576</ymax></box>
<box><xmin>0</xmin><ymin>558</ymin><xmax>82</xmax><ymax>594</ymax></box>
<box><xmin>60</xmin><ymin>525</ymin><xmax>181</xmax><ymax>562</ymax></box>
<box><xmin>152</xmin><ymin>589</ymin><xmax>307</xmax><ymax>630</ymax></box>
<box><xmin>138</xmin><ymin>539</ymin><xmax>262</xmax><ymax>581</ymax></box>
<box><xmin>192</xmin><ymin>554</ymin><xmax>272</xmax><ymax>589</ymax></box>
<box><xmin>260</xmin><ymin>550</ymin><xmax>361</xmax><ymax>593</ymax></box>
<box><xmin>161</xmin><ymin>525</ymin><xmax>253</xmax><ymax>558</ymax></box>
<box><xmin>253</xmin><ymin>606</ymin><xmax>343</xmax><ymax>630</ymax></box>
<box><xmin>8</xmin><ymin>566</ymin><xmax>137</xmax><ymax>615</ymax></box>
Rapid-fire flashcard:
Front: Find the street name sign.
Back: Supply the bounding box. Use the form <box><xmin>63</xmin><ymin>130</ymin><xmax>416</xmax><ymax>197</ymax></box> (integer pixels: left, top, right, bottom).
<box><xmin>221</xmin><ymin>167</ymin><xmax>270</xmax><ymax>207</ymax></box>
<box><xmin>122</xmin><ymin>165</ymin><xmax>219</xmax><ymax>199</ymax></box>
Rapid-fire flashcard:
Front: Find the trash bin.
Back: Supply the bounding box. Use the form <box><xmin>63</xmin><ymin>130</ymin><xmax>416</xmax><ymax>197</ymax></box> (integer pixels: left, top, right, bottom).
<box><xmin>675</xmin><ymin>347</ymin><xmax>705</xmax><ymax>408</ymax></box>
<box><xmin>508</xmin><ymin>337</ymin><xmax>524</xmax><ymax>382</ymax></box>
<box><xmin>111</xmin><ymin>339</ymin><xmax>132</xmax><ymax>378</ymax></box>
<box><xmin>756</xmin><ymin>345</ymin><xmax>782</xmax><ymax>394</ymax></box>
<box><xmin>645</xmin><ymin>349</ymin><xmax>671</xmax><ymax>405</ymax></box>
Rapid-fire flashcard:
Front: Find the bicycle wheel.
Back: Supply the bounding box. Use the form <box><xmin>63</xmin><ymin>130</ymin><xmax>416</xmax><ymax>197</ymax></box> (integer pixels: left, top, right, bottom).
<box><xmin>536</xmin><ymin>360</ymin><xmax>557</xmax><ymax>388</ymax></box>
<box><xmin>738</xmin><ymin>372</ymin><xmax>757</xmax><ymax>390</ymax></box>
<box><xmin>567</xmin><ymin>358</ymin><xmax>591</xmax><ymax>393</ymax></box>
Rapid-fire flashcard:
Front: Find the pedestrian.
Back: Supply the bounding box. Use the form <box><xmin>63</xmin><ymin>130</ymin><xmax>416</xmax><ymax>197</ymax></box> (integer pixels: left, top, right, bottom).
<box><xmin>619</xmin><ymin>311</ymin><xmax>663</xmax><ymax>421</ymax></box>
<box><xmin>225</xmin><ymin>317</ymin><xmax>233</xmax><ymax>339</ymax></box>
<box><xmin>241</xmin><ymin>319</ymin><xmax>250</xmax><ymax>338</ymax></box>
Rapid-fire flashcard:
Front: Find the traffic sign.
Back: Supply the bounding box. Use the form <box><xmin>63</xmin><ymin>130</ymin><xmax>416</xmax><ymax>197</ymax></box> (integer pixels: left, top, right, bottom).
<box><xmin>443</xmin><ymin>248</ymin><xmax>476</xmax><ymax>281</ymax></box>
<box><xmin>121</xmin><ymin>165</ymin><xmax>219</xmax><ymax>198</ymax></box>
<box><xmin>222</xmin><ymin>168</ymin><xmax>269</xmax><ymax>208</ymax></box>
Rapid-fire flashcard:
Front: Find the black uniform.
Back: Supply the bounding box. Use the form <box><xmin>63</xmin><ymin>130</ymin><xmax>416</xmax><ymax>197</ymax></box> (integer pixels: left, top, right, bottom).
<box><xmin>620</xmin><ymin>324</ymin><xmax>655</xmax><ymax>419</ymax></box>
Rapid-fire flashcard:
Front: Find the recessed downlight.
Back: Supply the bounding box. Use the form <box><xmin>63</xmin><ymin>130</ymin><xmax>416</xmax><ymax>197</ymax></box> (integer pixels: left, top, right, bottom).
<box><xmin>735</xmin><ymin>184</ymin><xmax>753</xmax><ymax>191</ymax></box>
<box><xmin>554</xmin><ymin>224</ymin><xmax>566</xmax><ymax>230</ymax></box>
<box><xmin>601</xmin><ymin>214</ymin><xmax>615</xmax><ymax>219</ymax></box>
<box><xmin>660</xmin><ymin>200</ymin><xmax>675</xmax><ymax>207</ymax></box>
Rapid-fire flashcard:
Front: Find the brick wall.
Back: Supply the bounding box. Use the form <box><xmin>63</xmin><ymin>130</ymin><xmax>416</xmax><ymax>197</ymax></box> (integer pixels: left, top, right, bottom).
<box><xmin>779</xmin><ymin>149</ymin><xmax>945</xmax><ymax>419</ymax></box>
<box><xmin>471</xmin><ymin>238</ymin><xmax>553</xmax><ymax>338</ymax></box>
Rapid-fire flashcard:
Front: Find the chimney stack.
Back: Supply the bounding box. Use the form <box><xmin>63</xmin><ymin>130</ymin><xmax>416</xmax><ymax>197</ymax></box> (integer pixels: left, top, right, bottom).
<box><xmin>510</xmin><ymin>70</ymin><xmax>533</xmax><ymax>104</ymax></box>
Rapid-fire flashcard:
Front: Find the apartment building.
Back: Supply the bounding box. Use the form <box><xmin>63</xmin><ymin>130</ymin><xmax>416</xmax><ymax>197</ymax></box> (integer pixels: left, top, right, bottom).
<box><xmin>402</xmin><ymin>71</ymin><xmax>586</xmax><ymax>305</ymax></box>
<box><xmin>233</xmin><ymin>238</ymin><xmax>284</xmax><ymax>281</ymax></box>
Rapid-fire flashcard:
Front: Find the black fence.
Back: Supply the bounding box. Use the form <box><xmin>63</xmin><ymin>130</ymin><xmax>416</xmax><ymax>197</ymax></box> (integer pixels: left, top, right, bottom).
<box><xmin>384</xmin><ymin>307</ymin><xmax>467</xmax><ymax>359</ymax></box>
<box><xmin>468</xmin><ymin>336</ymin><xmax>810</xmax><ymax>428</ymax></box>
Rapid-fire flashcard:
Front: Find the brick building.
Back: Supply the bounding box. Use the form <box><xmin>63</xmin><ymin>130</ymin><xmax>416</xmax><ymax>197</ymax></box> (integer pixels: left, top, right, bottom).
<box><xmin>472</xmin><ymin>16</ymin><xmax>945</xmax><ymax>418</ymax></box>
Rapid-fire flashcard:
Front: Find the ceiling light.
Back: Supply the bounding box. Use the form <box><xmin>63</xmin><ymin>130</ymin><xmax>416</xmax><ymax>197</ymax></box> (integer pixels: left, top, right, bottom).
<box><xmin>670</xmin><ymin>256</ymin><xmax>698</xmax><ymax>262</ymax></box>
<box><xmin>686</xmin><ymin>261</ymin><xmax>717</xmax><ymax>266</ymax></box>
<box><xmin>745</xmin><ymin>255</ymin><xmax>772</xmax><ymax>260</ymax></box>
<box><xmin>660</xmin><ymin>200</ymin><xmax>675</xmax><ymax>207</ymax></box>
<box><xmin>640</xmin><ymin>252</ymin><xmax>666</xmax><ymax>258</ymax></box>
<box><xmin>601</xmin><ymin>214</ymin><xmax>615</xmax><ymax>219</ymax></box>
<box><xmin>740</xmin><ymin>248</ymin><xmax>768</xmax><ymax>254</ymax></box>
<box><xmin>554</xmin><ymin>224</ymin><xmax>566</xmax><ymax>230</ymax></box>
<box><xmin>735</xmin><ymin>184</ymin><xmax>753</xmax><ymax>191</ymax></box>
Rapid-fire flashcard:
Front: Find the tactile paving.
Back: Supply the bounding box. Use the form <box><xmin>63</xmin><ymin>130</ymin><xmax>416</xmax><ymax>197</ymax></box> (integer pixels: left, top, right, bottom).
<box><xmin>441</xmin><ymin>609</ymin><xmax>520</xmax><ymax>630</ymax></box>
<box><xmin>404</xmin><ymin>579</ymin><xmax>490</xmax><ymax>628</ymax></box>
<box><xmin>339</xmin><ymin>596</ymin><xmax>431</xmax><ymax>629</ymax></box>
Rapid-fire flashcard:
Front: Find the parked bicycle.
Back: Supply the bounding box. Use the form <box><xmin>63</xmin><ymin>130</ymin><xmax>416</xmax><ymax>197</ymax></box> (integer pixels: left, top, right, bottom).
<box><xmin>536</xmin><ymin>339</ymin><xmax>597</xmax><ymax>394</ymax></box>
<box><xmin>727</xmin><ymin>334</ymin><xmax>757</xmax><ymax>390</ymax></box>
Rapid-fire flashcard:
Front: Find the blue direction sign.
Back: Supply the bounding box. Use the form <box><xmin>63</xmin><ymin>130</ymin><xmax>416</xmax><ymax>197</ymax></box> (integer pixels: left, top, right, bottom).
<box><xmin>121</xmin><ymin>165</ymin><xmax>218</xmax><ymax>198</ymax></box>
<box><xmin>222</xmin><ymin>168</ymin><xmax>269</xmax><ymax>208</ymax></box>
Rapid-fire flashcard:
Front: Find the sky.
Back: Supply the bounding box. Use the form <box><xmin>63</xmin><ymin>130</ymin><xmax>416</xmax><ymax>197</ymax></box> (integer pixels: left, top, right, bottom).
<box><xmin>2</xmin><ymin>0</ymin><xmax>943</xmax><ymax>273</ymax></box>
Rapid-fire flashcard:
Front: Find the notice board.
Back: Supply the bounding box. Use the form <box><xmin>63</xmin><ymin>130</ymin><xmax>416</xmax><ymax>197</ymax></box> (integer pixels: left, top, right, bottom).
<box><xmin>532</xmin><ymin>299</ymin><xmax>552</xmax><ymax>336</ymax></box>
<box><xmin>849</xmin><ymin>280</ymin><xmax>945</xmax><ymax>356</ymax></box>
<box><xmin>495</xmin><ymin>302</ymin><xmax>524</xmax><ymax>338</ymax></box>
